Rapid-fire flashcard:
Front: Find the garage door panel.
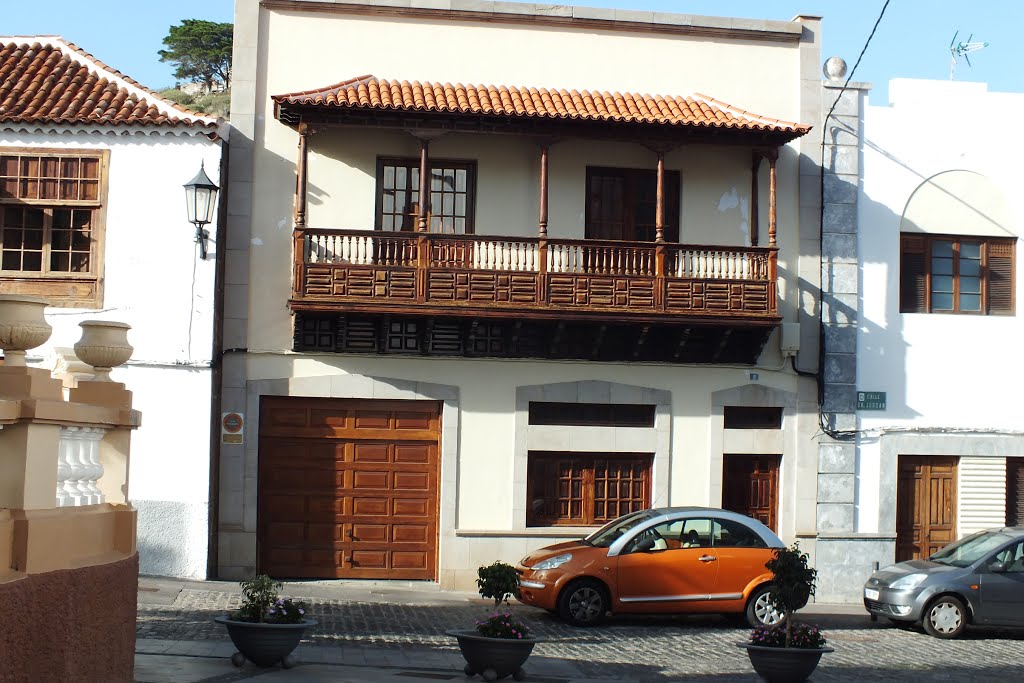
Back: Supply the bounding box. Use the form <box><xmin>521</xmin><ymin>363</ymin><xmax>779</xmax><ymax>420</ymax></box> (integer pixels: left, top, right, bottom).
<box><xmin>263</xmin><ymin>496</ymin><xmax>306</xmax><ymax>519</ymax></box>
<box><xmin>393</xmin><ymin>498</ymin><xmax>429</xmax><ymax>516</ymax></box>
<box><xmin>392</xmin><ymin>551</ymin><xmax>428</xmax><ymax>570</ymax></box>
<box><xmin>352</xmin><ymin>524</ymin><xmax>388</xmax><ymax>542</ymax></box>
<box><xmin>351</xmin><ymin>550</ymin><xmax>388</xmax><ymax>569</ymax></box>
<box><xmin>352</xmin><ymin>497</ymin><xmax>389</xmax><ymax>515</ymax></box>
<box><xmin>352</xmin><ymin>443</ymin><xmax>390</xmax><ymax>462</ymax></box>
<box><xmin>394</xmin><ymin>444</ymin><xmax>432</xmax><ymax>464</ymax></box>
<box><xmin>394</xmin><ymin>471</ymin><xmax>430</xmax><ymax>490</ymax></box>
<box><xmin>394</xmin><ymin>412</ymin><xmax>434</xmax><ymax>431</ymax></box>
<box><xmin>392</xmin><ymin>524</ymin><xmax>429</xmax><ymax>543</ymax></box>
<box><xmin>353</xmin><ymin>470</ymin><xmax>389</xmax><ymax>489</ymax></box>
<box><xmin>259</xmin><ymin>397</ymin><xmax>439</xmax><ymax>580</ymax></box>
<box><xmin>354</xmin><ymin>411</ymin><xmax>391</xmax><ymax>429</ymax></box>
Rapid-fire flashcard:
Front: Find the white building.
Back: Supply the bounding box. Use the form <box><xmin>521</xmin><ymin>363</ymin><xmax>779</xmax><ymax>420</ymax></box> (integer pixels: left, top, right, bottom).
<box><xmin>221</xmin><ymin>0</ymin><xmax>828</xmax><ymax>593</ymax></box>
<box><xmin>848</xmin><ymin>77</ymin><xmax>1024</xmax><ymax>589</ymax></box>
<box><xmin>0</xmin><ymin>37</ymin><xmax>227</xmax><ymax>578</ymax></box>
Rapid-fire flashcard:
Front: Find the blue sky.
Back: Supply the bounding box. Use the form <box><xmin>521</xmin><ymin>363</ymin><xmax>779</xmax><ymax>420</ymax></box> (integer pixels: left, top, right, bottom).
<box><xmin>4</xmin><ymin>1</ymin><xmax>1023</xmax><ymax>103</ymax></box>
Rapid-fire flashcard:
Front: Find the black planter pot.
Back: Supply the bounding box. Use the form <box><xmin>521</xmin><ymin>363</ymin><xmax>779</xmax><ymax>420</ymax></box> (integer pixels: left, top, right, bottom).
<box><xmin>215</xmin><ymin>616</ymin><xmax>317</xmax><ymax>668</ymax></box>
<box><xmin>738</xmin><ymin>643</ymin><xmax>834</xmax><ymax>682</ymax></box>
<box><xmin>446</xmin><ymin>629</ymin><xmax>543</xmax><ymax>681</ymax></box>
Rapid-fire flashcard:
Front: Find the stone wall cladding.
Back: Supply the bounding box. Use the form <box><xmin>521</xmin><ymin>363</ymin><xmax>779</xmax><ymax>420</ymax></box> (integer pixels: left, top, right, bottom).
<box><xmin>815</xmin><ymin>537</ymin><xmax>894</xmax><ymax>602</ymax></box>
<box><xmin>0</xmin><ymin>554</ymin><xmax>138</xmax><ymax>683</ymax></box>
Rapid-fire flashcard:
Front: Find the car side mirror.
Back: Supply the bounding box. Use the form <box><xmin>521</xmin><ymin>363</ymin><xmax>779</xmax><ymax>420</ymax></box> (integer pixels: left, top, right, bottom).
<box><xmin>990</xmin><ymin>561</ymin><xmax>1009</xmax><ymax>573</ymax></box>
<box><xmin>634</xmin><ymin>537</ymin><xmax>656</xmax><ymax>552</ymax></box>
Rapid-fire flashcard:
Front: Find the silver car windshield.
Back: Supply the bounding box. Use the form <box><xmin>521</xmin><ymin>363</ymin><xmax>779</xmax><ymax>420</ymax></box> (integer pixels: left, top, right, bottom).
<box><xmin>930</xmin><ymin>531</ymin><xmax>1015</xmax><ymax>567</ymax></box>
<box><xmin>585</xmin><ymin>510</ymin><xmax>655</xmax><ymax>548</ymax></box>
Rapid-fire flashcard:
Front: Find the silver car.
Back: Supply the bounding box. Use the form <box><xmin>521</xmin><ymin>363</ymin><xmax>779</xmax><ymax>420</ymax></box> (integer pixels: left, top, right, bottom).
<box><xmin>863</xmin><ymin>527</ymin><xmax>1024</xmax><ymax>638</ymax></box>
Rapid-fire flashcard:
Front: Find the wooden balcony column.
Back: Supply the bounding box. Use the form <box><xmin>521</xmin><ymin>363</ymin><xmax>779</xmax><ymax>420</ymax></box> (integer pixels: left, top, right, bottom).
<box><xmin>766</xmin><ymin>148</ymin><xmax>779</xmax><ymax>247</ymax></box>
<box><xmin>536</xmin><ymin>143</ymin><xmax>550</xmax><ymax>300</ymax></box>
<box><xmin>750</xmin><ymin>152</ymin><xmax>764</xmax><ymax>247</ymax></box>
<box><xmin>653</xmin><ymin>148</ymin><xmax>668</xmax><ymax>309</ymax></box>
<box><xmin>416</xmin><ymin>137</ymin><xmax>430</xmax><ymax>233</ymax></box>
<box><xmin>293</xmin><ymin>123</ymin><xmax>311</xmax><ymax>298</ymax></box>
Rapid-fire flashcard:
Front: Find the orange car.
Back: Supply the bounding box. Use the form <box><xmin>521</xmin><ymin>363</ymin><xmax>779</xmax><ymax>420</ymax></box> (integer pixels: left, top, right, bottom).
<box><xmin>516</xmin><ymin>507</ymin><xmax>786</xmax><ymax>626</ymax></box>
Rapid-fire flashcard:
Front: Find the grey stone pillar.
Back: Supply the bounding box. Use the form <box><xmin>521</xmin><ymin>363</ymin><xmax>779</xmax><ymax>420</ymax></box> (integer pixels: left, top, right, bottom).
<box><xmin>815</xmin><ymin>67</ymin><xmax>875</xmax><ymax>602</ymax></box>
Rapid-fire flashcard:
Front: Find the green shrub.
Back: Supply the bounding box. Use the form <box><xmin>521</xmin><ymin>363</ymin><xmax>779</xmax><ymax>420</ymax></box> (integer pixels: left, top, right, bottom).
<box><xmin>233</xmin><ymin>574</ymin><xmax>308</xmax><ymax>624</ymax></box>
<box><xmin>476</xmin><ymin>561</ymin><xmax>520</xmax><ymax>606</ymax></box>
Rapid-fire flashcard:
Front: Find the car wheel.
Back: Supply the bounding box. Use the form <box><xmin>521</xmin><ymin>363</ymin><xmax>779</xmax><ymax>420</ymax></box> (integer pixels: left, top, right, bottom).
<box><xmin>922</xmin><ymin>596</ymin><xmax>967</xmax><ymax>639</ymax></box>
<box><xmin>745</xmin><ymin>584</ymin><xmax>787</xmax><ymax>628</ymax></box>
<box><xmin>557</xmin><ymin>579</ymin><xmax>608</xmax><ymax>626</ymax></box>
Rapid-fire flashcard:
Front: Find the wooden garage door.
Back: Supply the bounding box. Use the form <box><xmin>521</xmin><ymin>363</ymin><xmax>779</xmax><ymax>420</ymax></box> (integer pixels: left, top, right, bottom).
<box><xmin>258</xmin><ymin>397</ymin><xmax>441</xmax><ymax>580</ymax></box>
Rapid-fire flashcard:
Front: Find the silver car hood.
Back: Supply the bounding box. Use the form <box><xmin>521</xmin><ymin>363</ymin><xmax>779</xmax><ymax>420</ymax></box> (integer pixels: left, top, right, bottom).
<box><xmin>867</xmin><ymin>559</ymin><xmax>960</xmax><ymax>586</ymax></box>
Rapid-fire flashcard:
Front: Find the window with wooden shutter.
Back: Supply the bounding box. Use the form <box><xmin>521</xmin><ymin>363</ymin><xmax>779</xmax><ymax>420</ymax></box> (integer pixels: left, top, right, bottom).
<box><xmin>526</xmin><ymin>451</ymin><xmax>652</xmax><ymax>527</ymax></box>
<box><xmin>0</xmin><ymin>148</ymin><xmax>108</xmax><ymax>307</ymax></box>
<box><xmin>899</xmin><ymin>233</ymin><xmax>1016</xmax><ymax>315</ymax></box>
<box><xmin>900</xmin><ymin>234</ymin><xmax>927</xmax><ymax>313</ymax></box>
<box><xmin>1008</xmin><ymin>459</ymin><xmax>1024</xmax><ymax>527</ymax></box>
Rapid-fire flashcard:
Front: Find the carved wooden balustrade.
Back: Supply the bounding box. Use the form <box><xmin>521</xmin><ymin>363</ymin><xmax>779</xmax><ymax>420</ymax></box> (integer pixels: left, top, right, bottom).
<box><xmin>292</xmin><ymin>229</ymin><xmax>778</xmax><ymax>322</ymax></box>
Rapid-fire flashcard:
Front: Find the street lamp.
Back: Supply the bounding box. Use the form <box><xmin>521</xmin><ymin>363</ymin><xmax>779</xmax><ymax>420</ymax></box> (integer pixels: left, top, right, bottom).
<box><xmin>183</xmin><ymin>162</ymin><xmax>219</xmax><ymax>259</ymax></box>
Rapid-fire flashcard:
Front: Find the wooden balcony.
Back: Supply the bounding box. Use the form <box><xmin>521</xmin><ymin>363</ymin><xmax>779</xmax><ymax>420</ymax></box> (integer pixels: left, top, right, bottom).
<box><xmin>289</xmin><ymin>229</ymin><xmax>780</xmax><ymax>364</ymax></box>
<box><xmin>292</xmin><ymin>229</ymin><xmax>778</xmax><ymax>322</ymax></box>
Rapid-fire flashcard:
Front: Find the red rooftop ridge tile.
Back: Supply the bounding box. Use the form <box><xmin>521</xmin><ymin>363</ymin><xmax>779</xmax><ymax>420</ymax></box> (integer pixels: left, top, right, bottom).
<box><xmin>273</xmin><ymin>75</ymin><xmax>810</xmax><ymax>136</ymax></box>
<box><xmin>0</xmin><ymin>37</ymin><xmax>218</xmax><ymax>130</ymax></box>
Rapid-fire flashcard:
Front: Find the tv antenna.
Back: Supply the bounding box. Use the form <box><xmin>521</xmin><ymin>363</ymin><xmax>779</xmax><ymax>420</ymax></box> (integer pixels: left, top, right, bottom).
<box><xmin>950</xmin><ymin>31</ymin><xmax>988</xmax><ymax>79</ymax></box>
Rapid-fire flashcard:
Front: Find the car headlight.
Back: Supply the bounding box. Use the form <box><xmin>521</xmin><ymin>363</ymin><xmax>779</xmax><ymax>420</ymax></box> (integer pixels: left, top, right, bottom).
<box><xmin>889</xmin><ymin>573</ymin><xmax>928</xmax><ymax>590</ymax></box>
<box><xmin>532</xmin><ymin>553</ymin><xmax>572</xmax><ymax>570</ymax></box>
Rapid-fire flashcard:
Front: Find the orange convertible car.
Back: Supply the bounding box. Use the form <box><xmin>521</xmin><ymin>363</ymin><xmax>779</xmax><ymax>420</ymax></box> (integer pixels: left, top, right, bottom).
<box><xmin>516</xmin><ymin>507</ymin><xmax>786</xmax><ymax>626</ymax></box>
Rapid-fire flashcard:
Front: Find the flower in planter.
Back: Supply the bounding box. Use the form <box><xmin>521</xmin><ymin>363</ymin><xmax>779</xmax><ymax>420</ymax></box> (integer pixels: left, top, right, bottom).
<box><xmin>232</xmin><ymin>574</ymin><xmax>309</xmax><ymax>624</ymax></box>
<box><xmin>475</xmin><ymin>612</ymin><xmax>532</xmax><ymax>640</ymax></box>
<box><xmin>749</xmin><ymin>623</ymin><xmax>827</xmax><ymax>649</ymax></box>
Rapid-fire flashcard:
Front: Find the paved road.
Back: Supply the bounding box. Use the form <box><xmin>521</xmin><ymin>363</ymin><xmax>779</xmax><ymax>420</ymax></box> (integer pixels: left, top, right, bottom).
<box><xmin>136</xmin><ymin>579</ymin><xmax>1024</xmax><ymax>682</ymax></box>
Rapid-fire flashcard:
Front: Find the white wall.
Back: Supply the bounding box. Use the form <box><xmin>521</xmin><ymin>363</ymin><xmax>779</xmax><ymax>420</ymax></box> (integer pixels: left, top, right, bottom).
<box><xmin>2</xmin><ymin>129</ymin><xmax>223</xmax><ymax>578</ymax></box>
<box><xmin>856</xmin><ymin>79</ymin><xmax>1024</xmax><ymax>533</ymax></box>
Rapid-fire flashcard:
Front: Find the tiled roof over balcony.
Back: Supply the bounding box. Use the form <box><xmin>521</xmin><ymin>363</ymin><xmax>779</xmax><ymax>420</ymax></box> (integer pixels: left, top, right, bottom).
<box><xmin>273</xmin><ymin>75</ymin><xmax>810</xmax><ymax>138</ymax></box>
<box><xmin>0</xmin><ymin>37</ymin><xmax>218</xmax><ymax>130</ymax></box>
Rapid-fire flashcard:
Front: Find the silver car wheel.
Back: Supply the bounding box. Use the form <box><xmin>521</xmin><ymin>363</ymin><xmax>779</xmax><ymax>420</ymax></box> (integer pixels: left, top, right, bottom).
<box><xmin>929</xmin><ymin>601</ymin><xmax>963</xmax><ymax>634</ymax></box>
<box><xmin>569</xmin><ymin>586</ymin><xmax>603</xmax><ymax>622</ymax></box>
<box><xmin>754</xmin><ymin>591</ymin><xmax>785</xmax><ymax>626</ymax></box>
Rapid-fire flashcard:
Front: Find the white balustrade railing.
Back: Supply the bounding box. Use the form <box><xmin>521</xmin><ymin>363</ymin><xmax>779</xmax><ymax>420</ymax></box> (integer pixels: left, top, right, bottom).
<box><xmin>669</xmin><ymin>248</ymin><xmax>769</xmax><ymax>280</ymax></box>
<box><xmin>471</xmin><ymin>240</ymin><xmax>538</xmax><ymax>271</ymax></box>
<box><xmin>57</xmin><ymin>426</ymin><xmax>106</xmax><ymax>507</ymax></box>
<box><xmin>548</xmin><ymin>242</ymin><xmax>656</xmax><ymax>276</ymax></box>
<box><xmin>306</xmin><ymin>233</ymin><xmax>417</xmax><ymax>266</ymax></box>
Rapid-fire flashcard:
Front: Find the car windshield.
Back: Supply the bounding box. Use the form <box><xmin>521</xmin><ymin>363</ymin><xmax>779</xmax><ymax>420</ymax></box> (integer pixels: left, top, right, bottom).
<box><xmin>930</xmin><ymin>531</ymin><xmax>1015</xmax><ymax>567</ymax></box>
<box><xmin>585</xmin><ymin>510</ymin><xmax>655</xmax><ymax>548</ymax></box>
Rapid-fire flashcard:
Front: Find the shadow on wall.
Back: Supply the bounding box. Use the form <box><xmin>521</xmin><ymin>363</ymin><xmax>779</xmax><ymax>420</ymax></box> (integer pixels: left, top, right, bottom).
<box><xmin>135</xmin><ymin>499</ymin><xmax>209</xmax><ymax>579</ymax></box>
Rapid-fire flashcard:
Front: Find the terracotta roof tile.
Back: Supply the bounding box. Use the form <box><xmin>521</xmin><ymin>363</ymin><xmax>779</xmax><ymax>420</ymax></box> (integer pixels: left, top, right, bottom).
<box><xmin>0</xmin><ymin>37</ymin><xmax>218</xmax><ymax>130</ymax></box>
<box><xmin>274</xmin><ymin>75</ymin><xmax>810</xmax><ymax>137</ymax></box>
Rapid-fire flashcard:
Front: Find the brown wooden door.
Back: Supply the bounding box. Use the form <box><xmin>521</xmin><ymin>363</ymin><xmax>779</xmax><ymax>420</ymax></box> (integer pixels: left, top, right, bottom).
<box><xmin>258</xmin><ymin>397</ymin><xmax>441</xmax><ymax>580</ymax></box>
<box><xmin>722</xmin><ymin>455</ymin><xmax>780</xmax><ymax>531</ymax></box>
<box><xmin>896</xmin><ymin>456</ymin><xmax>958</xmax><ymax>561</ymax></box>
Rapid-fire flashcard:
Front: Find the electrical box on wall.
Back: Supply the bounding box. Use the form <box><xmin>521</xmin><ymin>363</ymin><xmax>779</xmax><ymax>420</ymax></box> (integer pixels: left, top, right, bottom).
<box><xmin>780</xmin><ymin>322</ymin><xmax>800</xmax><ymax>357</ymax></box>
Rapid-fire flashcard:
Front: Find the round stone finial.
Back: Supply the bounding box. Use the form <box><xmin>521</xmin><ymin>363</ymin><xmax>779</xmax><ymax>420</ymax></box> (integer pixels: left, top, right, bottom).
<box><xmin>823</xmin><ymin>56</ymin><xmax>848</xmax><ymax>80</ymax></box>
<box><xmin>0</xmin><ymin>294</ymin><xmax>52</xmax><ymax>366</ymax></box>
<box><xmin>74</xmin><ymin>320</ymin><xmax>133</xmax><ymax>381</ymax></box>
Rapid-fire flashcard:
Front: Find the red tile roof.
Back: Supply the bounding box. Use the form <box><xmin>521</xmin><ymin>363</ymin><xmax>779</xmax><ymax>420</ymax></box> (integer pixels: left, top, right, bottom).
<box><xmin>0</xmin><ymin>38</ymin><xmax>218</xmax><ymax>130</ymax></box>
<box><xmin>273</xmin><ymin>75</ymin><xmax>809</xmax><ymax>136</ymax></box>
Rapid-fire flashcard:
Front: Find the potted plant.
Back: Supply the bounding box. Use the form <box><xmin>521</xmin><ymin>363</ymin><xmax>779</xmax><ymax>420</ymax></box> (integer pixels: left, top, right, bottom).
<box><xmin>738</xmin><ymin>543</ymin><xmax>833</xmax><ymax>682</ymax></box>
<box><xmin>447</xmin><ymin>611</ymin><xmax>542</xmax><ymax>681</ymax></box>
<box><xmin>215</xmin><ymin>575</ymin><xmax>316</xmax><ymax>669</ymax></box>
<box><xmin>476</xmin><ymin>560</ymin><xmax>520</xmax><ymax>606</ymax></box>
<box><xmin>446</xmin><ymin>561</ymin><xmax>542</xmax><ymax>680</ymax></box>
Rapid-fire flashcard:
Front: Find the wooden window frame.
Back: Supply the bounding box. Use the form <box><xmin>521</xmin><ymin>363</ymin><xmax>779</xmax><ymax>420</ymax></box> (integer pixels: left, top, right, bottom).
<box><xmin>526</xmin><ymin>451</ymin><xmax>652</xmax><ymax>527</ymax></box>
<box><xmin>0</xmin><ymin>147</ymin><xmax>109</xmax><ymax>308</ymax></box>
<box><xmin>900</xmin><ymin>232</ymin><xmax>1015</xmax><ymax>315</ymax></box>
<box><xmin>374</xmin><ymin>157</ymin><xmax>477</xmax><ymax>234</ymax></box>
<box><xmin>585</xmin><ymin>166</ymin><xmax>680</xmax><ymax>243</ymax></box>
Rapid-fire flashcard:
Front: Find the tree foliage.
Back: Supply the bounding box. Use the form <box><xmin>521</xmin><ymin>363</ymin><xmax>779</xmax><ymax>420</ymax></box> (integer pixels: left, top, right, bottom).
<box><xmin>765</xmin><ymin>543</ymin><xmax>817</xmax><ymax>647</ymax></box>
<box><xmin>159</xmin><ymin>20</ymin><xmax>233</xmax><ymax>90</ymax></box>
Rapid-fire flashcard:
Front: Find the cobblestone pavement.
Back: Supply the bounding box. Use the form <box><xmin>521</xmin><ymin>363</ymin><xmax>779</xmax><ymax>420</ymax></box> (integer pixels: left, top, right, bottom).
<box><xmin>137</xmin><ymin>587</ymin><xmax>1024</xmax><ymax>682</ymax></box>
